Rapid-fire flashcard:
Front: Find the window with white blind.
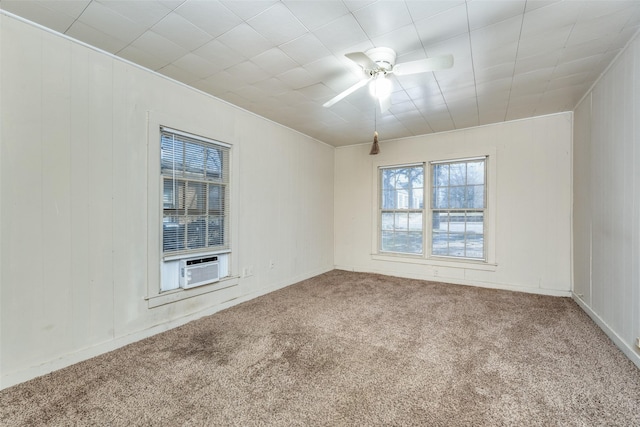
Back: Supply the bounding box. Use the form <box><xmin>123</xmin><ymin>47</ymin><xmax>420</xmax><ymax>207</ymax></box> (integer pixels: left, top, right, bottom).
<box><xmin>161</xmin><ymin>127</ymin><xmax>230</xmax><ymax>256</ymax></box>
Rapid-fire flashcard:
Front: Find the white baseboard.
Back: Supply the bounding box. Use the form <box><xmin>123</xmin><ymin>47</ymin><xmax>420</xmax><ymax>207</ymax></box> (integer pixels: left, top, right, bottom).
<box><xmin>1</xmin><ymin>266</ymin><xmax>333</xmax><ymax>390</ymax></box>
<box><xmin>572</xmin><ymin>293</ymin><xmax>640</xmax><ymax>370</ymax></box>
<box><xmin>334</xmin><ymin>265</ymin><xmax>572</xmax><ymax>297</ymax></box>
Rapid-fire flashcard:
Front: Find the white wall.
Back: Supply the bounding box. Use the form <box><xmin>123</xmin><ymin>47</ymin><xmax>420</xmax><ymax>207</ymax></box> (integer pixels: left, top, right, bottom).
<box><xmin>335</xmin><ymin>113</ymin><xmax>572</xmax><ymax>296</ymax></box>
<box><xmin>573</xmin><ymin>32</ymin><xmax>640</xmax><ymax>368</ymax></box>
<box><xmin>0</xmin><ymin>15</ymin><xmax>334</xmax><ymax>388</ymax></box>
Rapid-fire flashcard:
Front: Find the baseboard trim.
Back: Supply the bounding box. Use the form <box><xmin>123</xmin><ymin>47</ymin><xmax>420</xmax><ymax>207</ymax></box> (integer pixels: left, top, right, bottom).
<box><xmin>1</xmin><ymin>266</ymin><xmax>333</xmax><ymax>390</ymax></box>
<box><xmin>334</xmin><ymin>265</ymin><xmax>572</xmax><ymax>297</ymax></box>
<box><xmin>572</xmin><ymin>293</ymin><xmax>640</xmax><ymax>370</ymax></box>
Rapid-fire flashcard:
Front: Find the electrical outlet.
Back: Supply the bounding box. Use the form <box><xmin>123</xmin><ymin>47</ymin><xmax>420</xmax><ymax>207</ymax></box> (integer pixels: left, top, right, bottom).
<box><xmin>269</xmin><ymin>260</ymin><xmax>275</xmax><ymax>269</ymax></box>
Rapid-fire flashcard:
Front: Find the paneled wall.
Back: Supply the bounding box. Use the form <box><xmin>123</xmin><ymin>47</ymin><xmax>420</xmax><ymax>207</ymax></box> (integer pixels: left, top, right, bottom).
<box><xmin>0</xmin><ymin>15</ymin><xmax>334</xmax><ymax>388</ymax></box>
<box><xmin>573</xmin><ymin>33</ymin><xmax>640</xmax><ymax>367</ymax></box>
<box><xmin>335</xmin><ymin>113</ymin><xmax>572</xmax><ymax>295</ymax></box>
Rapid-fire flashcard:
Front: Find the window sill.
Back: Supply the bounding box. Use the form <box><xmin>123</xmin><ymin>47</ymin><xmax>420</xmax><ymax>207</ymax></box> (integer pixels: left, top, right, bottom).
<box><xmin>146</xmin><ymin>275</ymin><xmax>239</xmax><ymax>308</ymax></box>
<box><xmin>371</xmin><ymin>253</ymin><xmax>497</xmax><ymax>271</ymax></box>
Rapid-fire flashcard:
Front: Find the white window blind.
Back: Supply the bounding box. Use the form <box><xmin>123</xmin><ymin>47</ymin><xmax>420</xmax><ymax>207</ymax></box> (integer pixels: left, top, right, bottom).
<box><xmin>161</xmin><ymin>128</ymin><xmax>230</xmax><ymax>255</ymax></box>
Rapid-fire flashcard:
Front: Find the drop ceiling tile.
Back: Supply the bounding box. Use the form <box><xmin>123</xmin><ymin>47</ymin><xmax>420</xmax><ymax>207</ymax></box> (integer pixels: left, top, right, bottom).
<box><xmin>470</xmin><ymin>15</ymin><xmax>522</xmax><ymax>51</ymax></box>
<box><xmin>158</xmin><ymin>63</ymin><xmax>201</xmax><ymax>85</ymax></box>
<box><xmin>553</xmin><ymin>55</ymin><xmax>603</xmax><ymax>79</ymax></box>
<box><xmin>352</xmin><ymin>1</ymin><xmax>413</xmax><ymax>39</ymax></box>
<box><xmin>283</xmin><ymin>0</ymin><xmax>349</xmax><ymax>31</ymax></box>
<box><xmin>546</xmin><ymin>72</ymin><xmax>591</xmax><ymax>91</ymax></box>
<box><xmin>36</xmin><ymin>0</ymin><xmax>91</xmax><ymax>17</ymax></box>
<box><xmin>200</xmin><ymin>71</ymin><xmax>246</xmax><ymax>93</ymax></box>
<box><xmin>389</xmin><ymin>100</ymin><xmax>419</xmax><ymax>115</ymax></box>
<box><xmin>175</xmin><ymin>0</ymin><xmax>243</xmax><ymax>38</ymax></box>
<box><xmin>371</xmin><ymin>24</ymin><xmax>423</xmax><ymax>57</ymax></box>
<box><xmin>475</xmin><ymin>77</ymin><xmax>512</xmax><ymax>96</ymax></box>
<box><xmin>251</xmin><ymin>48</ymin><xmax>298</xmax><ymax>76</ymax></box>
<box><xmin>298</xmin><ymin>83</ymin><xmax>335</xmax><ymax>101</ymax></box>
<box><xmin>415</xmin><ymin>4</ymin><xmax>469</xmax><ymax>46</ymax></box>
<box><xmin>235</xmin><ymin>85</ymin><xmax>269</xmax><ymax>102</ymax></box>
<box><xmin>425</xmin><ymin>33</ymin><xmax>471</xmax><ymax>59</ymax></box>
<box><xmin>580</xmin><ymin>1</ymin><xmax>638</xmax><ymax>20</ymax></box>
<box><xmin>217</xmin><ymin>23</ymin><xmax>272</xmax><ymax>58</ymax></box>
<box><xmin>405</xmin><ymin>1</ymin><xmax>465</xmax><ymax>22</ymax></box>
<box><xmin>193</xmin><ymin>40</ymin><xmax>245</xmax><ymax>71</ymax></box>
<box><xmin>280</xmin><ymin>33</ymin><xmax>332</xmax><ymax>66</ymax></box>
<box><xmin>247</xmin><ymin>2</ymin><xmax>307</xmax><ymax>45</ymax></box>
<box><xmin>253</xmin><ymin>78</ymin><xmax>291</xmax><ymax>96</ymax></box>
<box><xmin>130</xmin><ymin>31</ymin><xmax>188</xmax><ymax>63</ymax></box>
<box><xmin>172</xmin><ymin>53</ymin><xmax>220</xmax><ymax>79</ymax></box>
<box><xmin>151</xmin><ymin>13</ymin><xmax>212</xmax><ymax>52</ymax></box>
<box><xmin>323</xmin><ymin>72</ymin><xmax>362</xmax><ymax>94</ymax></box>
<box><xmin>313</xmin><ymin>13</ymin><xmax>368</xmax><ymax>53</ymax></box>
<box><xmin>76</xmin><ymin>1</ymin><xmax>148</xmax><ymax>43</ymax></box>
<box><xmin>66</xmin><ymin>21</ymin><xmax>130</xmax><ymax>53</ymax></box>
<box><xmin>97</xmin><ymin>0</ymin><xmax>171</xmax><ymax>28</ymax></box>
<box><xmin>304</xmin><ymin>55</ymin><xmax>347</xmax><ymax>82</ymax></box>
<box><xmin>277</xmin><ymin>67</ymin><xmax>317</xmax><ymax>90</ymax></box>
<box><xmin>472</xmin><ymin>63</ymin><xmax>515</xmax><ymax>85</ymax></box>
<box><xmin>514</xmin><ymin>50</ymin><xmax>562</xmax><ymax>75</ymax></box>
<box><xmin>520</xmin><ymin>1</ymin><xmax>583</xmax><ymax>37</ymax></box>
<box><xmin>516</xmin><ymin>24</ymin><xmax>573</xmax><ymax>58</ymax></box>
<box><xmin>0</xmin><ymin>1</ymin><xmax>76</xmax><ymax>33</ymax></box>
<box><xmin>225</xmin><ymin>61</ymin><xmax>266</xmax><ymax>85</ymax></box>
<box><xmin>472</xmin><ymin>42</ymin><xmax>519</xmax><ymax>71</ymax></box>
<box><xmin>467</xmin><ymin>0</ymin><xmax>525</xmax><ymax>30</ymax></box>
<box><xmin>567</xmin><ymin>8</ymin><xmax>633</xmax><ymax>47</ymax></box>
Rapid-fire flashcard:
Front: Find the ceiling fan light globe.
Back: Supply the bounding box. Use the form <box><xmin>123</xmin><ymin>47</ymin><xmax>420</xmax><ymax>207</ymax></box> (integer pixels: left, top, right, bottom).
<box><xmin>369</xmin><ymin>76</ymin><xmax>392</xmax><ymax>99</ymax></box>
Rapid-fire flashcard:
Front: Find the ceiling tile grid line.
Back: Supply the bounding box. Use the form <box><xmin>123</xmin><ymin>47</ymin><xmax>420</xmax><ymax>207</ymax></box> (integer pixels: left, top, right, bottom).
<box><xmin>1</xmin><ymin>0</ymin><xmax>640</xmax><ymax>146</ymax></box>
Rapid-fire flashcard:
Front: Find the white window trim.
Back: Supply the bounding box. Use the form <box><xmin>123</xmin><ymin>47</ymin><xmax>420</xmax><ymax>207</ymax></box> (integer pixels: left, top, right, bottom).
<box><xmin>146</xmin><ymin>111</ymin><xmax>240</xmax><ymax>307</ymax></box>
<box><xmin>371</xmin><ymin>148</ymin><xmax>497</xmax><ymax>271</ymax></box>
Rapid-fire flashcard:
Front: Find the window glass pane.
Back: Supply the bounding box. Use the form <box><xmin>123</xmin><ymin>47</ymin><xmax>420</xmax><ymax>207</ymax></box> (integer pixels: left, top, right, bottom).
<box><xmin>382</xmin><ymin>169</ymin><xmax>397</xmax><ymax>189</ymax></box>
<box><xmin>184</xmin><ymin>142</ymin><xmax>205</xmax><ymax>177</ymax></box>
<box><xmin>185</xmin><ymin>182</ymin><xmax>206</xmax><ymax>215</ymax></box>
<box><xmin>466</xmin><ymin>212</ymin><xmax>484</xmax><ymax>237</ymax></box>
<box><xmin>432</xmin><ymin>187</ymin><xmax>448</xmax><ymax>209</ymax></box>
<box><xmin>408</xmin><ymin>213</ymin><xmax>422</xmax><ymax>231</ymax></box>
<box><xmin>208</xmin><ymin>184</ymin><xmax>224</xmax><ymax>213</ymax></box>
<box><xmin>381</xmin><ymin>231</ymin><xmax>394</xmax><ymax>252</ymax></box>
<box><xmin>163</xmin><ymin>215</ymin><xmax>184</xmax><ymax>252</ymax></box>
<box><xmin>448</xmin><ymin>212</ymin><xmax>466</xmax><ymax>234</ymax></box>
<box><xmin>382</xmin><ymin>189</ymin><xmax>396</xmax><ymax>209</ymax></box>
<box><xmin>467</xmin><ymin>161</ymin><xmax>484</xmax><ymax>185</ymax></box>
<box><xmin>163</xmin><ymin>179</ymin><xmax>177</xmax><ymax>210</ymax></box>
<box><xmin>409</xmin><ymin>167</ymin><xmax>424</xmax><ymax>188</ymax></box>
<box><xmin>449</xmin><ymin>186</ymin><xmax>465</xmax><ymax>208</ymax></box>
<box><xmin>433</xmin><ymin>164</ymin><xmax>449</xmax><ymax>186</ymax></box>
<box><xmin>208</xmin><ymin>216</ymin><xmax>224</xmax><ymax>247</ymax></box>
<box><xmin>186</xmin><ymin>216</ymin><xmax>206</xmax><ymax>249</ymax></box>
<box><xmin>394</xmin><ymin>212</ymin><xmax>408</xmax><ymax>231</ymax></box>
<box><xmin>381</xmin><ymin>213</ymin><xmax>394</xmax><ymax>230</ymax></box>
<box><xmin>206</xmin><ymin>147</ymin><xmax>223</xmax><ymax>179</ymax></box>
<box><xmin>161</xmin><ymin>135</ymin><xmax>183</xmax><ymax>174</ymax></box>
<box><xmin>466</xmin><ymin>185</ymin><xmax>484</xmax><ymax>209</ymax></box>
<box><xmin>449</xmin><ymin>163</ymin><xmax>466</xmax><ymax>186</ymax></box>
<box><xmin>448</xmin><ymin>233</ymin><xmax>465</xmax><ymax>257</ymax></box>
<box><xmin>410</xmin><ymin>188</ymin><xmax>424</xmax><ymax>209</ymax></box>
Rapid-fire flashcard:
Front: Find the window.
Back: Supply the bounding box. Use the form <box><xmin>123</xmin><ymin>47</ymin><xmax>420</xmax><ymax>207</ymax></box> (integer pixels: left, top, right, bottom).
<box><xmin>380</xmin><ymin>165</ymin><xmax>424</xmax><ymax>254</ymax></box>
<box><xmin>431</xmin><ymin>158</ymin><xmax>486</xmax><ymax>260</ymax></box>
<box><xmin>161</xmin><ymin>127</ymin><xmax>230</xmax><ymax>256</ymax></box>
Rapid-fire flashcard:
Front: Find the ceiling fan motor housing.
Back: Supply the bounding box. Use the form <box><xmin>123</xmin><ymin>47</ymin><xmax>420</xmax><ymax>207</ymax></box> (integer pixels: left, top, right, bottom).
<box><xmin>366</xmin><ymin>47</ymin><xmax>397</xmax><ymax>72</ymax></box>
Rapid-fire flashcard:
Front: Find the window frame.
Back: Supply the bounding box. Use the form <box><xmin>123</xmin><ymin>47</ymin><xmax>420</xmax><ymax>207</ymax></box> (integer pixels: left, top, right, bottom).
<box><xmin>372</xmin><ymin>150</ymin><xmax>496</xmax><ymax>271</ymax></box>
<box><xmin>378</xmin><ymin>163</ymin><xmax>425</xmax><ymax>255</ymax></box>
<box><xmin>428</xmin><ymin>156</ymin><xmax>487</xmax><ymax>261</ymax></box>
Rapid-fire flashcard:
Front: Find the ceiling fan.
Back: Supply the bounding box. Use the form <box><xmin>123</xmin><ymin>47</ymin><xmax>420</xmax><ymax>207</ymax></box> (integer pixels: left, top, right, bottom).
<box><xmin>323</xmin><ymin>47</ymin><xmax>454</xmax><ymax>112</ymax></box>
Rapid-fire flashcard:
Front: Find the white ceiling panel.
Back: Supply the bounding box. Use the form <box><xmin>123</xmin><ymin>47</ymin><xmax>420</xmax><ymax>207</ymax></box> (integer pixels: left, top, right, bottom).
<box><xmin>283</xmin><ymin>0</ymin><xmax>349</xmax><ymax>31</ymax></box>
<box><xmin>3</xmin><ymin>0</ymin><xmax>640</xmax><ymax>147</ymax></box>
<box><xmin>247</xmin><ymin>2</ymin><xmax>307</xmax><ymax>46</ymax></box>
<box><xmin>175</xmin><ymin>1</ymin><xmax>243</xmax><ymax>38</ymax></box>
<box><xmin>352</xmin><ymin>1</ymin><xmax>413</xmax><ymax>39</ymax></box>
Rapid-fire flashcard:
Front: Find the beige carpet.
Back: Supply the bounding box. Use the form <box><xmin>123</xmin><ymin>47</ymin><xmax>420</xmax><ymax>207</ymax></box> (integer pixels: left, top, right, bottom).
<box><xmin>2</xmin><ymin>270</ymin><xmax>640</xmax><ymax>426</ymax></box>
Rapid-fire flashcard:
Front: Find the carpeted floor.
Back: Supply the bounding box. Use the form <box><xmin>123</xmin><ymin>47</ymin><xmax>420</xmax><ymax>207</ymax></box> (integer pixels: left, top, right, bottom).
<box><xmin>2</xmin><ymin>270</ymin><xmax>640</xmax><ymax>426</ymax></box>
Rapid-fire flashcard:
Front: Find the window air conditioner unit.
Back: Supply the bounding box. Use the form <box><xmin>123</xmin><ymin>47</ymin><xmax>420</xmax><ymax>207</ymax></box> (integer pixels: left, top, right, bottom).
<box><xmin>179</xmin><ymin>256</ymin><xmax>219</xmax><ymax>289</ymax></box>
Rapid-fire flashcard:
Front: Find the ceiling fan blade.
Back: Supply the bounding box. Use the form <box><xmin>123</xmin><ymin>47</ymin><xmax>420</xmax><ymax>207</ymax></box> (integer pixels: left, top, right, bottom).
<box><xmin>378</xmin><ymin>95</ymin><xmax>391</xmax><ymax>113</ymax></box>
<box><xmin>345</xmin><ymin>51</ymin><xmax>377</xmax><ymax>70</ymax></box>
<box><xmin>323</xmin><ymin>77</ymin><xmax>372</xmax><ymax>108</ymax></box>
<box><xmin>392</xmin><ymin>54</ymin><xmax>454</xmax><ymax>76</ymax></box>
